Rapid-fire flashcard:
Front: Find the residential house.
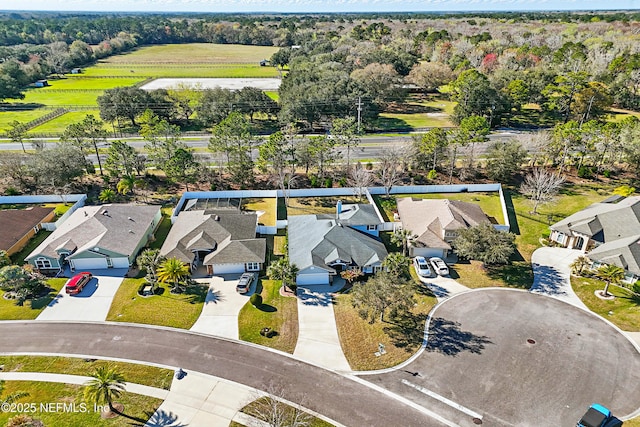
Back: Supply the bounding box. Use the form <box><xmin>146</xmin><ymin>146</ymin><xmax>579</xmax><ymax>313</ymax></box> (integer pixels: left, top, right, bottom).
<box><xmin>550</xmin><ymin>196</ymin><xmax>640</xmax><ymax>283</ymax></box>
<box><xmin>316</xmin><ymin>201</ymin><xmax>382</xmax><ymax>237</ymax></box>
<box><xmin>288</xmin><ymin>207</ymin><xmax>388</xmax><ymax>285</ymax></box>
<box><xmin>0</xmin><ymin>206</ymin><xmax>55</xmax><ymax>255</ymax></box>
<box><xmin>26</xmin><ymin>204</ymin><xmax>161</xmax><ymax>272</ymax></box>
<box><xmin>396</xmin><ymin>198</ymin><xmax>490</xmax><ymax>259</ymax></box>
<box><xmin>160</xmin><ymin>209</ymin><xmax>266</xmax><ymax>276</ymax></box>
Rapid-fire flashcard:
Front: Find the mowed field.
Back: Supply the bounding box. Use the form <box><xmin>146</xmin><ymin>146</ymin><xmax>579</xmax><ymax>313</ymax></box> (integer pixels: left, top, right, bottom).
<box><xmin>0</xmin><ymin>43</ymin><xmax>281</xmax><ymax>136</ymax></box>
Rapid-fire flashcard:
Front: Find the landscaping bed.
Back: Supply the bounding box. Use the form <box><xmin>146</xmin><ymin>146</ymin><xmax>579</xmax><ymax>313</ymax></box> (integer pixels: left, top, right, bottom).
<box><xmin>0</xmin><ymin>278</ymin><xmax>65</xmax><ymax>320</ymax></box>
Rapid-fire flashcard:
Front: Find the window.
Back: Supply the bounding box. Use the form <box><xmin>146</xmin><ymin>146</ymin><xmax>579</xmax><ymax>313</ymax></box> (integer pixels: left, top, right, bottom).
<box><xmin>35</xmin><ymin>257</ymin><xmax>52</xmax><ymax>269</ymax></box>
<box><xmin>373</xmin><ymin>265</ymin><xmax>383</xmax><ymax>273</ymax></box>
<box><xmin>367</xmin><ymin>225</ymin><xmax>377</xmax><ymax>231</ymax></box>
<box><xmin>246</xmin><ymin>262</ymin><xmax>261</xmax><ymax>271</ymax></box>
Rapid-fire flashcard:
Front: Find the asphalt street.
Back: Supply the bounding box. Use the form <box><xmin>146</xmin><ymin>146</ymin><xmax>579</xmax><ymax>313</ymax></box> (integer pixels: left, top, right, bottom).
<box><xmin>0</xmin><ymin>322</ymin><xmax>446</xmax><ymax>427</ymax></box>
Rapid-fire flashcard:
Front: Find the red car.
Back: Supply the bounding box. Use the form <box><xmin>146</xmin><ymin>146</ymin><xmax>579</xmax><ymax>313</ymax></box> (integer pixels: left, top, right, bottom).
<box><xmin>65</xmin><ymin>272</ymin><xmax>93</xmax><ymax>295</ymax></box>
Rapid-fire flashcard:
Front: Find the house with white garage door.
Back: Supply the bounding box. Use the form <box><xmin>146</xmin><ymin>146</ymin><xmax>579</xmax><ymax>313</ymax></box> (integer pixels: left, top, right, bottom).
<box><xmin>160</xmin><ymin>209</ymin><xmax>266</xmax><ymax>275</ymax></box>
<box><xmin>26</xmin><ymin>204</ymin><xmax>161</xmax><ymax>273</ymax></box>
<box><xmin>396</xmin><ymin>197</ymin><xmax>490</xmax><ymax>259</ymax></box>
<box><xmin>288</xmin><ymin>213</ymin><xmax>388</xmax><ymax>286</ymax></box>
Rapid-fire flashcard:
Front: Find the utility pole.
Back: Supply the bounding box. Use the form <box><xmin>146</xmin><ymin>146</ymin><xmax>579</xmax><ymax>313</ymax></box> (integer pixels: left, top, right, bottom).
<box><xmin>356</xmin><ymin>97</ymin><xmax>363</xmax><ymax>134</ymax></box>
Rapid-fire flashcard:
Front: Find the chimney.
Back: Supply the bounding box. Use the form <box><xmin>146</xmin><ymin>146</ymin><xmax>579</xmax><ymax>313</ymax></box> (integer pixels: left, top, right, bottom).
<box><xmin>336</xmin><ymin>200</ymin><xmax>342</xmax><ymax>219</ymax></box>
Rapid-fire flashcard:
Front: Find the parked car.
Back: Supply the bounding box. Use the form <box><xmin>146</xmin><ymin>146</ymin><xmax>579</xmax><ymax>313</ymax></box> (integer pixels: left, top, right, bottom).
<box><xmin>65</xmin><ymin>272</ymin><xmax>92</xmax><ymax>295</ymax></box>
<box><xmin>577</xmin><ymin>403</ymin><xmax>622</xmax><ymax>427</ymax></box>
<box><xmin>413</xmin><ymin>256</ymin><xmax>432</xmax><ymax>277</ymax></box>
<box><xmin>429</xmin><ymin>257</ymin><xmax>449</xmax><ymax>276</ymax></box>
<box><xmin>236</xmin><ymin>272</ymin><xmax>255</xmax><ymax>294</ymax></box>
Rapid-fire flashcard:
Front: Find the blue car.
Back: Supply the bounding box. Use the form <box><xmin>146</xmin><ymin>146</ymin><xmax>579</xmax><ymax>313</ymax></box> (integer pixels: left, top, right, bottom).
<box><xmin>577</xmin><ymin>404</ymin><xmax>622</xmax><ymax>427</ymax></box>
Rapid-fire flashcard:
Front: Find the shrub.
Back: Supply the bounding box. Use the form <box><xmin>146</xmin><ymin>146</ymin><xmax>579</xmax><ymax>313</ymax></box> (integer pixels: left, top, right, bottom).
<box><xmin>427</xmin><ymin>169</ymin><xmax>437</xmax><ymax>180</ymax></box>
<box><xmin>603</xmin><ymin>170</ymin><xmax>612</xmax><ymax>178</ymax></box>
<box><xmin>250</xmin><ymin>293</ymin><xmax>262</xmax><ymax>307</ymax></box>
<box><xmin>309</xmin><ymin>175</ymin><xmax>319</xmax><ymax>187</ymax></box>
<box><xmin>324</xmin><ymin>177</ymin><xmax>333</xmax><ymax>188</ymax></box>
<box><xmin>338</xmin><ymin>177</ymin><xmax>347</xmax><ymax>187</ymax></box>
<box><xmin>577</xmin><ymin>166</ymin><xmax>594</xmax><ymax>179</ymax></box>
<box><xmin>365</xmin><ymin>162</ymin><xmax>373</xmax><ymax>170</ymax></box>
<box><xmin>4</xmin><ymin>187</ymin><xmax>20</xmax><ymax>196</ymax></box>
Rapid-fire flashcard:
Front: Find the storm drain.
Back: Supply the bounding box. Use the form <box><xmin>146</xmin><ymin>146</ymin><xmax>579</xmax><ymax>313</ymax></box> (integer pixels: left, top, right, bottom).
<box><xmin>472</xmin><ymin>417</ymin><xmax>483</xmax><ymax>424</ymax></box>
<box><xmin>527</xmin><ymin>338</ymin><xmax>536</xmax><ymax>345</ymax></box>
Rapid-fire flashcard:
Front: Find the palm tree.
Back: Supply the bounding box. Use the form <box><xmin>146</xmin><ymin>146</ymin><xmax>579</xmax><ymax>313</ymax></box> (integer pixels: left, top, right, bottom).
<box><xmin>157</xmin><ymin>257</ymin><xmax>190</xmax><ymax>291</ymax></box>
<box><xmin>98</xmin><ymin>188</ymin><xmax>116</xmax><ymax>203</ymax></box>
<box><xmin>83</xmin><ymin>366</ymin><xmax>126</xmax><ymax>414</ymax></box>
<box><xmin>267</xmin><ymin>258</ymin><xmax>299</xmax><ymax>291</ymax></box>
<box><xmin>391</xmin><ymin>228</ymin><xmax>415</xmax><ymax>257</ymax></box>
<box><xmin>596</xmin><ymin>264</ymin><xmax>625</xmax><ymax>297</ymax></box>
<box><xmin>382</xmin><ymin>253</ymin><xmax>410</xmax><ymax>278</ymax></box>
<box><xmin>0</xmin><ymin>380</ymin><xmax>29</xmax><ymax>406</ymax></box>
<box><xmin>136</xmin><ymin>248</ymin><xmax>165</xmax><ymax>289</ymax></box>
<box><xmin>569</xmin><ymin>255</ymin><xmax>592</xmax><ymax>276</ymax></box>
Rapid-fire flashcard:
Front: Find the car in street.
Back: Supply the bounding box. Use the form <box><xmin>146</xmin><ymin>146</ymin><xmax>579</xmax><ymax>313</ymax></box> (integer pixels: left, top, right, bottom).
<box><xmin>577</xmin><ymin>403</ymin><xmax>622</xmax><ymax>427</ymax></box>
<box><xmin>236</xmin><ymin>272</ymin><xmax>255</xmax><ymax>294</ymax></box>
<box><xmin>429</xmin><ymin>257</ymin><xmax>449</xmax><ymax>276</ymax></box>
<box><xmin>413</xmin><ymin>256</ymin><xmax>431</xmax><ymax>277</ymax></box>
<box><xmin>65</xmin><ymin>272</ymin><xmax>93</xmax><ymax>295</ymax></box>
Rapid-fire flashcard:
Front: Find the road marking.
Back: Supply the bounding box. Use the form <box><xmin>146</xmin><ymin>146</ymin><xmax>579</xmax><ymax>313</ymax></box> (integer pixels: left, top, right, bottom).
<box><xmin>402</xmin><ymin>379</ymin><xmax>483</xmax><ymax>420</ymax></box>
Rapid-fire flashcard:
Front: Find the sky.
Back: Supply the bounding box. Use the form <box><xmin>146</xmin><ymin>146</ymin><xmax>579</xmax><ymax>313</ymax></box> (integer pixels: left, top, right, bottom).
<box><xmin>0</xmin><ymin>0</ymin><xmax>638</xmax><ymax>13</ymax></box>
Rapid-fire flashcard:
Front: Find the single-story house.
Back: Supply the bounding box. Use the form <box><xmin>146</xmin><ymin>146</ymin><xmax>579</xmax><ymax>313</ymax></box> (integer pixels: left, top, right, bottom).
<box><xmin>316</xmin><ymin>201</ymin><xmax>383</xmax><ymax>237</ymax></box>
<box><xmin>550</xmin><ymin>196</ymin><xmax>640</xmax><ymax>283</ymax></box>
<box><xmin>396</xmin><ymin>198</ymin><xmax>490</xmax><ymax>259</ymax></box>
<box><xmin>288</xmin><ymin>214</ymin><xmax>388</xmax><ymax>286</ymax></box>
<box><xmin>160</xmin><ymin>209</ymin><xmax>266</xmax><ymax>276</ymax></box>
<box><xmin>26</xmin><ymin>204</ymin><xmax>161</xmax><ymax>272</ymax></box>
<box><xmin>0</xmin><ymin>206</ymin><xmax>56</xmax><ymax>255</ymax></box>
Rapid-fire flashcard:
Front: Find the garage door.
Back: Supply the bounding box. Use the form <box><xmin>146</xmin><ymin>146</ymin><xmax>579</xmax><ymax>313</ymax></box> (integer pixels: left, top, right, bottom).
<box><xmin>296</xmin><ymin>272</ymin><xmax>329</xmax><ymax>285</ymax></box>
<box><xmin>212</xmin><ymin>263</ymin><xmax>245</xmax><ymax>275</ymax></box>
<box><xmin>70</xmin><ymin>258</ymin><xmax>108</xmax><ymax>270</ymax></box>
<box><xmin>413</xmin><ymin>247</ymin><xmax>445</xmax><ymax>259</ymax></box>
<box><xmin>111</xmin><ymin>258</ymin><xmax>130</xmax><ymax>268</ymax></box>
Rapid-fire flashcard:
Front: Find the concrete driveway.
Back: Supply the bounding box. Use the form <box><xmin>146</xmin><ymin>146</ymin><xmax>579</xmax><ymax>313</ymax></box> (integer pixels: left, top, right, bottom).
<box><xmin>530</xmin><ymin>247</ymin><xmax>587</xmax><ymax>309</ymax></box>
<box><xmin>190</xmin><ymin>274</ymin><xmax>253</xmax><ymax>339</ymax></box>
<box><xmin>365</xmin><ymin>289</ymin><xmax>640</xmax><ymax>426</ymax></box>
<box><xmin>36</xmin><ymin>275</ymin><xmax>124</xmax><ymax>322</ymax></box>
<box><xmin>417</xmin><ymin>274</ymin><xmax>469</xmax><ymax>301</ymax></box>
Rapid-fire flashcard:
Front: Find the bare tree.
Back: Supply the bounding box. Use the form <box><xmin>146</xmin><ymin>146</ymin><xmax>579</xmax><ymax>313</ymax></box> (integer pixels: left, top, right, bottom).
<box><xmin>46</xmin><ymin>41</ymin><xmax>70</xmax><ymax>76</ymax></box>
<box><xmin>244</xmin><ymin>382</ymin><xmax>312</xmax><ymax>427</ymax></box>
<box><xmin>521</xmin><ymin>131</ymin><xmax>552</xmax><ymax>167</ymax></box>
<box><xmin>377</xmin><ymin>148</ymin><xmax>404</xmax><ymax>197</ymax></box>
<box><xmin>349</xmin><ymin>167</ymin><xmax>374</xmax><ymax>201</ymax></box>
<box><xmin>520</xmin><ymin>168</ymin><xmax>566</xmax><ymax>214</ymax></box>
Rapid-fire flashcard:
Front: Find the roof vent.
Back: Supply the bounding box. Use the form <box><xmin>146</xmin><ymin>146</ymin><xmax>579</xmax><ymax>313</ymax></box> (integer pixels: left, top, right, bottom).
<box><xmin>84</xmin><ymin>211</ymin><xmax>88</xmax><ymax>217</ymax></box>
<box><xmin>128</xmin><ymin>230</ymin><xmax>134</xmax><ymax>234</ymax></box>
<box><xmin>102</xmin><ymin>210</ymin><xmax>110</xmax><ymax>217</ymax></box>
<box><xmin>214</xmin><ymin>215</ymin><xmax>220</xmax><ymax>221</ymax></box>
<box><xmin>128</xmin><ymin>217</ymin><xmax>135</xmax><ymax>221</ymax></box>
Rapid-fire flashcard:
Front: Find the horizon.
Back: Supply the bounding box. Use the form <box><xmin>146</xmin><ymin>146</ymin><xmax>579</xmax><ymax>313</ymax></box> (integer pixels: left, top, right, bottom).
<box><xmin>1</xmin><ymin>0</ymin><xmax>639</xmax><ymax>14</ymax></box>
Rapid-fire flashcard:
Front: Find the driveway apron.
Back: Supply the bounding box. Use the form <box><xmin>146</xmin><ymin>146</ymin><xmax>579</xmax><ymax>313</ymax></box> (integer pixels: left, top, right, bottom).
<box><xmin>530</xmin><ymin>247</ymin><xmax>588</xmax><ymax>310</ymax></box>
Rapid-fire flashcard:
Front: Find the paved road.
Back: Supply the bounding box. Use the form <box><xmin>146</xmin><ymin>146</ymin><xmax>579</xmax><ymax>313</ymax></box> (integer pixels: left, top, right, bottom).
<box><xmin>0</xmin><ymin>322</ymin><xmax>445</xmax><ymax>427</ymax></box>
<box><xmin>364</xmin><ymin>289</ymin><xmax>640</xmax><ymax>427</ymax></box>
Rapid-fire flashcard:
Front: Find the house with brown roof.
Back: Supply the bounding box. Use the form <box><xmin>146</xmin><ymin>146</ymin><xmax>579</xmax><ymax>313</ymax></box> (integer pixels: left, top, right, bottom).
<box><xmin>160</xmin><ymin>209</ymin><xmax>266</xmax><ymax>276</ymax></box>
<box><xmin>396</xmin><ymin>198</ymin><xmax>490</xmax><ymax>259</ymax></box>
<box><xmin>0</xmin><ymin>206</ymin><xmax>56</xmax><ymax>255</ymax></box>
<box><xmin>26</xmin><ymin>204</ymin><xmax>161</xmax><ymax>272</ymax></box>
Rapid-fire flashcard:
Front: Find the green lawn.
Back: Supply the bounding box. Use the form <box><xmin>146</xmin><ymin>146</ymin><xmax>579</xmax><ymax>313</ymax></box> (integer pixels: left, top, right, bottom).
<box><xmin>0</xmin><ymin>278</ymin><xmax>66</xmax><ymax>320</ymax></box>
<box><xmin>77</xmin><ymin>64</ymin><xmax>280</xmax><ymax>78</ymax></box>
<box><xmin>238</xmin><ymin>279</ymin><xmax>298</xmax><ymax>353</ymax></box>
<box><xmin>242</xmin><ymin>198</ymin><xmax>277</xmax><ymax>226</ymax></box>
<box><xmin>286</xmin><ymin>196</ymin><xmax>365</xmax><ymax>217</ymax></box>
<box><xmin>106</xmin><ymin>278</ymin><xmax>207</xmax><ymax>329</ymax></box>
<box><xmin>334</xmin><ymin>283</ymin><xmax>437</xmax><ymax>371</ymax></box>
<box><xmin>37</xmin><ymin>78</ymin><xmax>144</xmax><ymax>90</ymax></box>
<box><xmin>0</xmin><ymin>356</ymin><xmax>172</xmax><ymax>389</ymax></box>
<box><xmin>0</xmin><ymin>110</ymin><xmax>50</xmax><ymax>132</ymax></box>
<box><xmin>102</xmin><ymin>44</ymin><xmax>279</xmax><ymax>64</ymax></box>
<box><xmin>10</xmin><ymin>230</ymin><xmax>52</xmax><ymax>265</ymax></box>
<box><xmin>571</xmin><ymin>276</ymin><xmax>640</xmax><ymax>332</ymax></box>
<box><xmin>0</xmin><ymin>381</ymin><xmax>162</xmax><ymax>427</ymax></box>
<box><xmin>16</xmin><ymin>90</ymin><xmax>101</xmax><ymax>106</ymax></box>
<box><xmin>29</xmin><ymin>110</ymin><xmax>103</xmax><ymax>134</ymax></box>
<box><xmin>374</xmin><ymin>95</ymin><xmax>455</xmax><ymax>131</ymax></box>
<box><xmin>148</xmin><ymin>209</ymin><xmax>173</xmax><ymax>250</ymax></box>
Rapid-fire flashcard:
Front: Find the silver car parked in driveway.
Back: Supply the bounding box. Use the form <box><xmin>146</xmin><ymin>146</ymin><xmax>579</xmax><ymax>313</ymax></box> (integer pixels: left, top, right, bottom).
<box><xmin>236</xmin><ymin>272</ymin><xmax>255</xmax><ymax>294</ymax></box>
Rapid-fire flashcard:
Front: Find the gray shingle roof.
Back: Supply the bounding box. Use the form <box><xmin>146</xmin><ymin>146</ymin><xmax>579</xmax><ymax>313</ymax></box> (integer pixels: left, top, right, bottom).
<box><xmin>588</xmin><ymin>234</ymin><xmax>640</xmax><ymax>276</ymax></box>
<box><xmin>26</xmin><ymin>204</ymin><xmax>160</xmax><ymax>261</ymax></box>
<box><xmin>397</xmin><ymin>198</ymin><xmax>489</xmax><ymax>249</ymax></box>
<box><xmin>288</xmin><ymin>215</ymin><xmax>388</xmax><ymax>272</ymax></box>
<box><xmin>316</xmin><ymin>203</ymin><xmax>382</xmax><ymax>226</ymax></box>
<box><xmin>161</xmin><ymin>210</ymin><xmax>265</xmax><ymax>266</ymax></box>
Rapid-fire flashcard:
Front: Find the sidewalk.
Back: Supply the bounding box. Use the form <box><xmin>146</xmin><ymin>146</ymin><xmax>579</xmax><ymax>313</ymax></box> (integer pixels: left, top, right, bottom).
<box><xmin>530</xmin><ymin>247</ymin><xmax>588</xmax><ymax>310</ymax></box>
<box><xmin>294</xmin><ymin>283</ymin><xmax>351</xmax><ymax>372</ymax></box>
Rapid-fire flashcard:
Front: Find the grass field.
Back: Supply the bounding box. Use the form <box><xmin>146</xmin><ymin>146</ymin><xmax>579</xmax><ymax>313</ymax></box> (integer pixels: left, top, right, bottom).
<box><xmin>238</xmin><ymin>279</ymin><xmax>298</xmax><ymax>353</ymax></box>
<box><xmin>15</xmin><ymin>90</ymin><xmax>101</xmax><ymax>106</ymax></box>
<box><xmin>571</xmin><ymin>276</ymin><xmax>640</xmax><ymax>332</ymax></box>
<box><xmin>285</xmin><ymin>196</ymin><xmax>364</xmax><ymax>217</ymax></box>
<box><xmin>38</xmin><ymin>77</ymin><xmax>145</xmax><ymax>90</ymax></box>
<box><xmin>0</xmin><ymin>278</ymin><xmax>66</xmax><ymax>320</ymax></box>
<box><xmin>0</xmin><ymin>381</ymin><xmax>161</xmax><ymax>427</ymax></box>
<box><xmin>106</xmin><ymin>278</ymin><xmax>207</xmax><ymax>329</ymax></box>
<box><xmin>78</xmin><ymin>64</ymin><xmax>280</xmax><ymax>78</ymax></box>
<box><xmin>242</xmin><ymin>198</ymin><xmax>277</xmax><ymax>226</ymax></box>
<box><xmin>0</xmin><ymin>355</ymin><xmax>173</xmax><ymax>389</ymax></box>
<box><xmin>28</xmin><ymin>110</ymin><xmax>103</xmax><ymax>134</ymax></box>
<box><xmin>0</xmin><ymin>110</ymin><xmax>50</xmax><ymax>130</ymax></box>
<box><xmin>103</xmin><ymin>44</ymin><xmax>279</xmax><ymax>64</ymax></box>
<box><xmin>375</xmin><ymin>95</ymin><xmax>455</xmax><ymax>131</ymax></box>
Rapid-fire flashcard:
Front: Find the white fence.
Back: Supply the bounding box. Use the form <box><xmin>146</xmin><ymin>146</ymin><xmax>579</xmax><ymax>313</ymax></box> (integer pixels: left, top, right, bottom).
<box><xmin>0</xmin><ymin>194</ymin><xmax>87</xmax><ymax>231</ymax></box>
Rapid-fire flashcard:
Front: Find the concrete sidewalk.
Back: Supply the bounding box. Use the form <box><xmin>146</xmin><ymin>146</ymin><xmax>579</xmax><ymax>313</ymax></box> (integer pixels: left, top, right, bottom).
<box><xmin>530</xmin><ymin>247</ymin><xmax>588</xmax><ymax>310</ymax></box>
<box><xmin>294</xmin><ymin>284</ymin><xmax>351</xmax><ymax>372</ymax></box>
<box><xmin>190</xmin><ymin>275</ymin><xmax>250</xmax><ymax>339</ymax></box>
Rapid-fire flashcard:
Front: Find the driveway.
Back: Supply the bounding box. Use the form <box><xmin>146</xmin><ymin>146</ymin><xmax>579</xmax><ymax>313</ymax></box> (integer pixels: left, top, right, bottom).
<box><xmin>365</xmin><ymin>289</ymin><xmax>640</xmax><ymax>426</ymax></box>
<box><xmin>530</xmin><ymin>247</ymin><xmax>588</xmax><ymax>309</ymax></box>
<box><xmin>294</xmin><ymin>285</ymin><xmax>351</xmax><ymax>372</ymax></box>
<box><xmin>190</xmin><ymin>274</ymin><xmax>253</xmax><ymax>340</ymax></box>
<box><xmin>417</xmin><ymin>275</ymin><xmax>469</xmax><ymax>301</ymax></box>
<box><xmin>36</xmin><ymin>274</ymin><xmax>124</xmax><ymax>322</ymax></box>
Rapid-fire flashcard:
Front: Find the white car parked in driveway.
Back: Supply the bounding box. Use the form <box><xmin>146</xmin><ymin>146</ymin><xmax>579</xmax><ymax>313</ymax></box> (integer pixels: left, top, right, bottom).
<box><xmin>413</xmin><ymin>256</ymin><xmax>432</xmax><ymax>277</ymax></box>
<box><xmin>429</xmin><ymin>257</ymin><xmax>449</xmax><ymax>276</ymax></box>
